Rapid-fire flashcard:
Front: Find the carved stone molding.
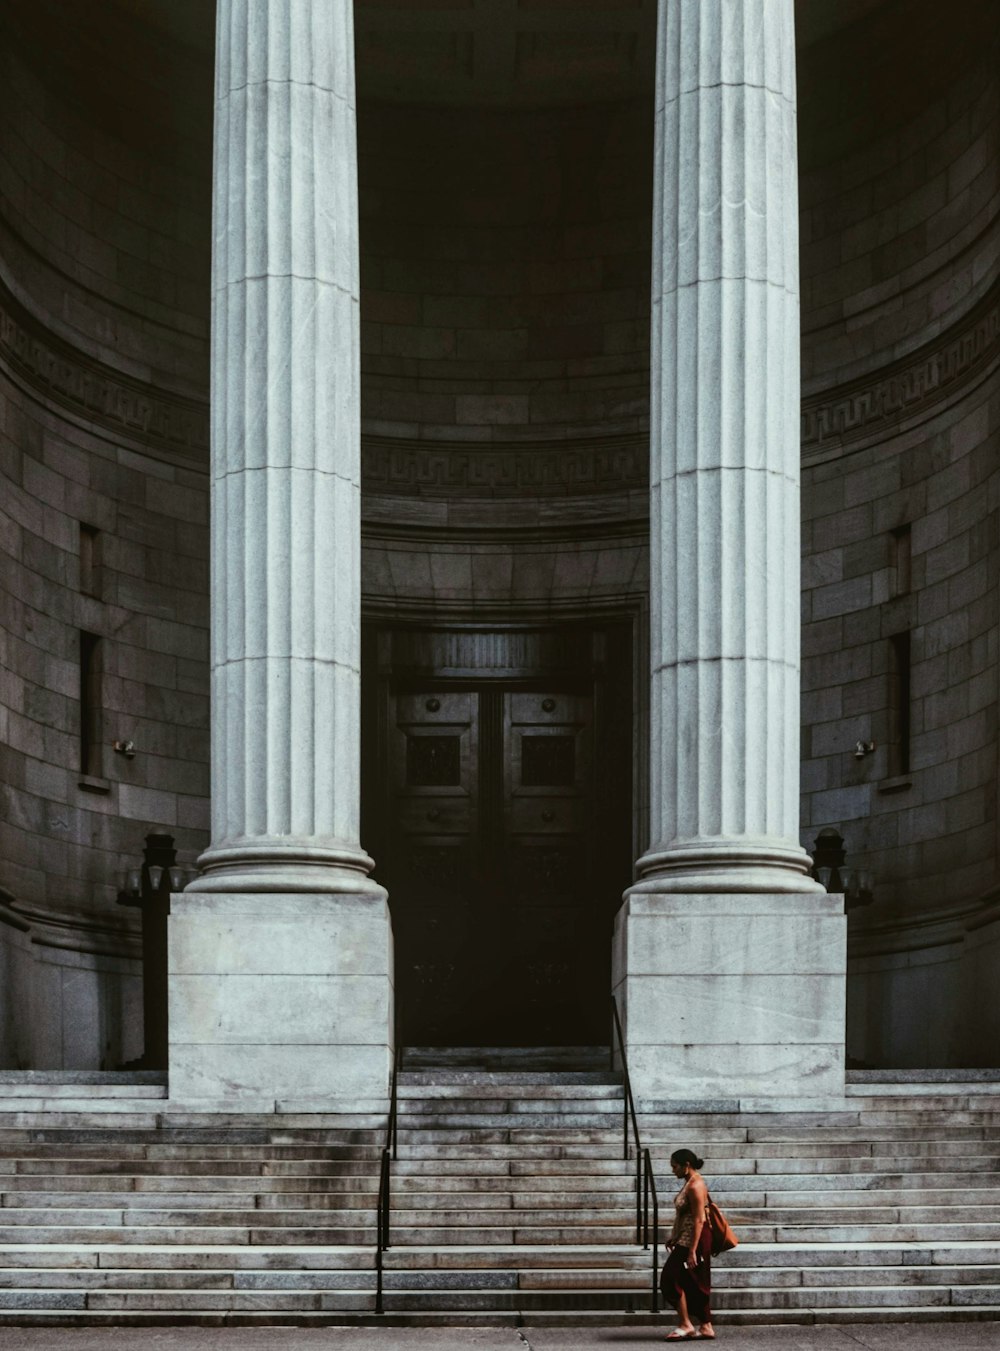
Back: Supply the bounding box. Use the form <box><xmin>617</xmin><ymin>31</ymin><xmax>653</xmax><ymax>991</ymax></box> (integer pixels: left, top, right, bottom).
<box><xmin>4</xmin><ymin>270</ymin><xmax>997</xmax><ymax>485</ymax></box>
<box><xmin>802</xmin><ymin>280</ymin><xmax>1000</xmax><ymax>463</ymax></box>
<box><xmin>0</xmin><ymin>277</ymin><xmax>210</xmax><ymax>464</ymax></box>
<box><xmin>361</xmin><ymin>435</ymin><xmax>647</xmax><ymax>497</ymax></box>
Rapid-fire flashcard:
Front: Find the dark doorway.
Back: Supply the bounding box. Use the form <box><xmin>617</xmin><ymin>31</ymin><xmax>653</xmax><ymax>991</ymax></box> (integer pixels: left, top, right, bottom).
<box><xmin>362</xmin><ymin>623</ymin><xmax>633</xmax><ymax>1046</ymax></box>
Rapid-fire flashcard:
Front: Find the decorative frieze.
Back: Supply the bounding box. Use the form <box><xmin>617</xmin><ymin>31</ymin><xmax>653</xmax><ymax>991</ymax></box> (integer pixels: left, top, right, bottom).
<box><xmin>802</xmin><ymin>281</ymin><xmax>1000</xmax><ymax>461</ymax></box>
<box><xmin>3</xmin><ymin>270</ymin><xmax>996</xmax><ymax>485</ymax></box>
<box><xmin>361</xmin><ymin>436</ymin><xmax>646</xmax><ymax>496</ymax></box>
<box><xmin>0</xmin><ymin>279</ymin><xmax>209</xmax><ymax>461</ymax></box>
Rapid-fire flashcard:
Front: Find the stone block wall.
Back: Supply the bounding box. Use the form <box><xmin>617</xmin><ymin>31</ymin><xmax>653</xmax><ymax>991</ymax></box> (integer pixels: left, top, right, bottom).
<box><xmin>358</xmin><ymin>101</ymin><xmax>651</xmax><ymax>443</ymax></box>
<box><xmin>0</xmin><ymin>366</ymin><xmax>211</xmax><ymax>1066</ymax></box>
<box><xmin>0</xmin><ymin>7</ymin><xmax>213</xmax><ymax>1068</ymax></box>
<box><xmin>0</xmin><ymin>3</ymin><xmax>212</xmax><ymax>389</ymax></box>
<box><xmin>798</xmin><ymin>0</ymin><xmax>999</xmax><ymax>393</ymax></box>
<box><xmin>798</xmin><ymin>1</ymin><xmax>1000</xmax><ymax>1067</ymax></box>
<box><xmin>1</xmin><ymin>0</ymin><xmax>998</xmax><ymax>1075</ymax></box>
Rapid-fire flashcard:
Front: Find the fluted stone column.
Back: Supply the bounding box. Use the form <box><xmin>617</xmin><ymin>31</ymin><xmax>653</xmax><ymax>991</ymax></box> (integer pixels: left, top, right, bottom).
<box><xmin>613</xmin><ymin>0</ymin><xmax>845</xmax><ymax>1102</ymax></box>
<box><xmin>168</xmin><ymin>0</ymin><xmax>393</xmax><ymax>1109</ymax></box>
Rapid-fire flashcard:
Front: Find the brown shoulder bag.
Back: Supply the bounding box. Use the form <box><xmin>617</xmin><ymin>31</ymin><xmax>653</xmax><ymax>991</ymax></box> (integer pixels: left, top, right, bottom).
<box><xmin>707</xmin><ymin>1194</ymin><xmax>738</xmax><ymax>1255</ymax></box>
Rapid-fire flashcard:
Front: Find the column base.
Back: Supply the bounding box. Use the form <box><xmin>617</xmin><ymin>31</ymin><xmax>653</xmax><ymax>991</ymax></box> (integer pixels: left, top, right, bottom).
<box><xmin>612</xmin><ymin>890</ymin><xmax>846</xmax><ymax>1104</ymax></box>
<box><xmin>634</xmin><ymin>836</ymin><xmax>827</xmax><ymax>894</ymax></box>
<box><xmin>190</xmin><ymin>839</ymin><xmax>383</xmax><ymax>894</ymax></box>
<box><xmin>168</xmin><ymin>890</ymin><xmax>394</xmax><ymax>1111</ymax></box>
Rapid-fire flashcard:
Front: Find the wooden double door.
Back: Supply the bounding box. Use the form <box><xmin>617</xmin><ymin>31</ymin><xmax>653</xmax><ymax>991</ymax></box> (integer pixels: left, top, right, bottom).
<box><xmin>364</xmin><ymin>626</ymin><xmax>632</xmax><ymax>1046</ymax></box>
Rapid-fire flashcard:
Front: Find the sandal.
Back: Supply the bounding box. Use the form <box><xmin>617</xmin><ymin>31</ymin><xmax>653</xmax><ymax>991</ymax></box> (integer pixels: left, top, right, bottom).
<box><xmin>665</xmin><ymin>1333</ymin><xmax>698</xmax><ymax>1342</ymax></box>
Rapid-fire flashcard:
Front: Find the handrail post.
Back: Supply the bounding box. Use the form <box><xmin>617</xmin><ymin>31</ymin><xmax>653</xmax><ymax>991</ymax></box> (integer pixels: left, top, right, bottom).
<box><xmin>613</xmin><ymin>997</ymin><xmax>664</xmax><ymax>1314</ymax></box>
<box><xmin>649</xmin><ymin>1151</ymin><xmax>659</xmax><ymax>1314</ymax></box>
<box><xmin>642</xmin><ymin>1150</ymin><xmax>649</xmax><ymax>1250</ymax></box>
<box><xmin>376</xmin><ymin>1015</ymin><xmax>402</xmax><ymax>1313</ymax></box>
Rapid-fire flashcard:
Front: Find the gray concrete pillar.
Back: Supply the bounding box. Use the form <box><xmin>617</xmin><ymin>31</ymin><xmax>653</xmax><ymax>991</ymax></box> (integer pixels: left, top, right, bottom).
<box><xmin>613</xmin><ymin>0</ymin><xmax>845</xmax><ymax>1102</ymax></box>
<box><xmin>169</xmin><ymin>0</ymin><xmax>393</xmax><ymax>1109</ymax></box>
<box><xmin>202</xmin><ymin>0</ymin><xmax>370</xmax><ymax>891</ymax></box>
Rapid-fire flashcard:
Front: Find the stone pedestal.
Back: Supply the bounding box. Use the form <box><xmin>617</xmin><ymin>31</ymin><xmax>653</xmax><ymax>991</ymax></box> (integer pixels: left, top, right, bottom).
<box><xmin>614</xmin><ymin>0</ymin><xmax>846</xmax><ymax>1104</ymax></box>
<box><xmin>169</xmin><ymin>893</ymin><xmax>392</xmax><ymax>1110</ymax></box>
<box><xmin>171</xmin><ymin>0</ymin><xmax>392</xmax><ymax>1108</ymax></box>
<box><xmin>613</xmin><ymin>893</ymin><xmax>845</xmax><ymax>1102</ymax></box>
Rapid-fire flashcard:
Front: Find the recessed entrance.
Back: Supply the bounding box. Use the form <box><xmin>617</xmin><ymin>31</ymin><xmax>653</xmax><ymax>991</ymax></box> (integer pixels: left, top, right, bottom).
<box><xmin>363</xmin><ymin>623</ymin><xmax>633</xmax><ymax>1046</ymax></box>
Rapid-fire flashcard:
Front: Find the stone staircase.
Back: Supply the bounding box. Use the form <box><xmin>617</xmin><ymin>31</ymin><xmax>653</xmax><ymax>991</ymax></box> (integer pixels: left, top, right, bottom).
<box><xmin>0</xmin><ymin>1061</ymin><xmax>998</xmax><ymax>1324</ymax></box>
<box><xmin>0</xmin><ymin>1071</ymin><xmax>382</xmax><ymax>1323</ymax></box>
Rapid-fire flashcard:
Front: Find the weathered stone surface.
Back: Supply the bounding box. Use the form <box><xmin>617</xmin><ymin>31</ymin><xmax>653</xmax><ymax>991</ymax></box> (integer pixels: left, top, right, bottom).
<box><xmin>195</xmin><ymin>0</ymin><xmax>378</xmax><ymax>895</ymax></box>
<box><xmin>634</xmin><ymin>0</ymin><xmax>818</xmax><ymax>895</ymax></box>
<box><xmin>169</xmin><ymin>891</ymin><xmax>393</xmax><ymax>1107</ymax></box>
<box><xmin>613</xmin><ymin>891</ymin><xmax>846</xmax><ymax>1100</ymax></box>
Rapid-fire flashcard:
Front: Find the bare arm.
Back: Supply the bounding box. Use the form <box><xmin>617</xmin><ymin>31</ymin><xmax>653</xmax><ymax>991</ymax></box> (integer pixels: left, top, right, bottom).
<box><xmin>686</xmin><ymin>1178</ymin><xmax>708</xmax><ymax>1266</ymax></box>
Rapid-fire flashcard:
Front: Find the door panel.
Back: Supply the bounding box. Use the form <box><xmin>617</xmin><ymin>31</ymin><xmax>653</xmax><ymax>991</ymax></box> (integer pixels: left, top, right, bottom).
<box><xmin>370</xmin><ymin>628</ymin><xmax>631</xmax><ymax>1047</ymax></box>
<box><xmin>389</xmin><ymin>692</ymin><xmax>478</xmax><ymax>1041</ymax></box>
<box><xmin>502</xmin><ymin>691</ymin><xmax>597</xmax><ymax>1041</ymax></box>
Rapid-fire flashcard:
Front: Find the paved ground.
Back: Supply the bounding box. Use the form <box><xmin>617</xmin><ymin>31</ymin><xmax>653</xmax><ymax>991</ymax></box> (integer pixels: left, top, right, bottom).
<box><xmin>0</xmin><ymin>1326</ymin><xmax>997</xmax><ymax>1350</ymax></box>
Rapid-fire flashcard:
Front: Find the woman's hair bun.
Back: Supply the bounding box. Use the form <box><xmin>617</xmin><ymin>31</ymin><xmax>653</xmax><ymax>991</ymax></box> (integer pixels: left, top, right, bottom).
<box><xmin>669</xmin><ymin>1147</ymin><xmax>705</xmax><ymax>1170</ymax></box>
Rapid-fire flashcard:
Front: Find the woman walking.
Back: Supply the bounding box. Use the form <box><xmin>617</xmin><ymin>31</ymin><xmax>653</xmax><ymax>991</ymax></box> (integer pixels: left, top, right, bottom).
<box><xmin>662</xmin><ymin>1148</ymin><xmax>714</xmax><ymax>1341</ymax></box>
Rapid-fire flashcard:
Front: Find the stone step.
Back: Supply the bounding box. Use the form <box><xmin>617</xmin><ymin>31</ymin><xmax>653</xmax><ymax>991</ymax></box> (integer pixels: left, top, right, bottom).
<box><xmin>851</xmin><ymin>1094</ymin><xmax>1000</xmax><ymax>1108</ymax></box>
<box><xmin>711</xmin><ymin>1172</ymin><xmax>1000</xmax><ymax>1192</ymax></box>
<box><xmin>384</xmin><ymin>1241</ymin><xmax>1000</xmax><ymax>1268</ymax></box>
<box><xmin>0</xmin><ymin>1269</ymin><xmax>371</xmax><ymax>1291</ymax></box>
<box><xmin>0</xmin><ymin>1246</ymin><xmax>374</xmax><ymax>1271</ymax></box>
<box><xmin>0</xmin><ymin>1291</ymin><xmax>377</xmax><ymax>1312</ymax></box>
<box><xmin>392</xmin><ymin>1121</ymin><xmax>1000</xmax><ymax>1141</ymax></box>
<box><xmin>0</xmin><ymin>1140</ymin><xmax>383</xmax><ymax>1161</ymax></box>
<box><xmin>0</xmin><ymin>1074</ymin><xmax>166</xmax><ymax>1087</ymax></box>
<box><xmin>399</xmin><ymin>1099</ymin><xmax>625</xmax><ymax>1113</ymax></box>
<box><xmin>0</xmin><ymin>1226</ymin><xmax>376</xmax><ymax>1245</ymax></box>
<box><xmin>749</xmin><ymin>1154</ymin><xmax>1000</xmax><ymax>1172</ymax></box>
<box><xmin>0</xmin><ymin>1188</ymin><xmax>380</xmax><ymax>1208</ymax></box>
<box><xmin>398</xmin><ymin>1084</ymin><xmax>622</xmax><ymax>1100</ymax></box>
<box><xmin>373</xmin><ymin>1284</ymin><xmax>989</xmax><ymax>1312</ymax></box>
<box><xmin>2</xmin><ymin>1161</ymin><xmax>378</xmax><ymax>1183</ymax></box>
<box><xmin>392</xmin><ymin>1149</ymin><xmax>1000</xmax><ymax>1173</ymax></box>
<box><xmin>0</xmin><ymin>1086</ymin><xmax>167</xmax><ymax>1102</ymax></box>
<box><xmin>400</xmin><ymin>1073</ymin><xmax>619</xmax><ymax>1087</ymax></box>
<box><xmin>393</xmin><ymin>1174</ymin><xmax>633</xmax><ymax>1193</ymax></box>
<box><xmin>400</xmin><ymin>1048</ymin><xmax>610</xmax><ymax>1071</ymax></box>
<box><xmin>392</xmin><ymin>1158</ymin><xmax>634</xmax><ymax>1177</ymax></box>
<box><xmin>397</xmin><ymin>1113</ymin><xmax>624</xmax><ymax>1124</ymax></box>
<box><xmin>0</xmin><ymin>1206</ymin><xmax>380</xmax><ymax>1226</ymax></box>
<box><xmin>0</xmin><ymin>1173</ymin><xmax>377</xmax><ymax>1191</ymax></box>
<box><xmin>387</xmin><ymin>1192</ymin><xmax>634</xmax><ymax>1212</ymax></box>
<box><xmin>0</xmin><ymin>1121</ymin><xmax>385</xmax><ymax>1136</ymax></box>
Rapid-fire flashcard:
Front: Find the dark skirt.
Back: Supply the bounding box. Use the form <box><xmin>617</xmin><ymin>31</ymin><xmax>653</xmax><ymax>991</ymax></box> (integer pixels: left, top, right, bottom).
<box><xmin>661</xmin><ymin>1224</ymin><xmax>712</xmax><ymax>1324</ymax></box>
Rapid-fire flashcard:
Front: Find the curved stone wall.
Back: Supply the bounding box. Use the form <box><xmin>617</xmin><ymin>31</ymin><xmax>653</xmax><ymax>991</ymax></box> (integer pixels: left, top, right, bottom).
<box><xmin>0</xmin><ymin>0</ymin><xmax>997</xmax><ymax>1070</ymax></box>
<box><xmin>358</xmin><ymin>100</ymin><xmax>651</xmax><ymax>444</ymax></box>
<box><xmin>0</xmin><ymin>2</ymin><xmax>213</xmax><ymax>1067</ymax></box>
<box><xmin>0</xmin><ymin>4</ymin><xmax>212</xmax><ymax>390</ymax></box>
<box><xmin>798</xmin><ymin>0</ymin><xmax>999</xmax><ymax>394</ymax></box>
<box><xmin>797</xmin><ymin>0</ymin><xmax>1000</xmax><ymax>1067</ymax></box>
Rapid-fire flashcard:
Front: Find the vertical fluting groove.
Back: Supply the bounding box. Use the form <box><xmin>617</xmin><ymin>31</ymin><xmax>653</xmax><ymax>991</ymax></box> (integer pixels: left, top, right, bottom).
<box><xmin>640</xmin><ymin>0</ymin><xmax>816</xmax><ymax>889</ymax></box>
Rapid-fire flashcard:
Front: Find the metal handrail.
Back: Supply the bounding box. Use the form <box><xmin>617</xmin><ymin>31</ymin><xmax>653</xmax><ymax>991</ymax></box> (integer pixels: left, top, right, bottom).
<box><xmin>643</xmin><ymin>1147</ymin><xmax>660</xmax><ymax>1313</ymax></box>
<box><xmin>611</xmin><ymin>995</ymin><xmax>660</xmax><ymax>1312</ymax></box>
<box><xmin>375</xmin><ymin>1013</ymin><xmax>402</xmax><ymax>1315</ymax></box>
<box><xmin>610</xmin><ymin>995</ymin><xmax>642</xmax><ymax>1236</ymax></box>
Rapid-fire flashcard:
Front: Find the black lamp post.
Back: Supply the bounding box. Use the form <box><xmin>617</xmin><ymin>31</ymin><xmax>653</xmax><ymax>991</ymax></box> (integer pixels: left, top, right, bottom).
<box><xmin>811</xmin><ymin>827</ymin><xmax>875</xmax><ymax>911</ymax></box>
<box><xmin>117</xmin><ymin>832</ymin><xmax>186</xmax><ymax>1070</ymax></box>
